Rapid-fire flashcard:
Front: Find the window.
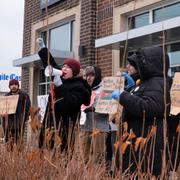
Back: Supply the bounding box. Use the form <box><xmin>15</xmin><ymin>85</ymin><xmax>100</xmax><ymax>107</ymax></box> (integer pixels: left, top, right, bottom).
<box><xmin>129</xmin><ymin>2</ymin><xmax>180</xmax><ymax>29</ymax></box>
<box><xmin>50</xmin><ymin>21</ymin><xmax>75</xmax><ymax>51</ymax></box>
<box><xmin>38</xmin><ymin>69</ymin><xmax>51</xmax><ymax>95</ymax></box>
<box><xmin>41</xmin><ymin>20</ymin><xmax>75</xmax><ymax>51</ymax></box>
<box><xmin>153</xmin><ymin>2</ymin><xmax>180</xmax><ymax>23</ymax></box>
<box><xmin>167</xmin><ymin>42</ymin><xmax>180</xmax><ymax>76</ymax></box>
<box><xmin>38</xmin><ymin>20</ymin><xmax>75</xmax><ymax>95</ymax></box>
<box><xmin>130</xmin><ymin>12</ymin><xmax>149</xmax><ymax>29</ymax></box>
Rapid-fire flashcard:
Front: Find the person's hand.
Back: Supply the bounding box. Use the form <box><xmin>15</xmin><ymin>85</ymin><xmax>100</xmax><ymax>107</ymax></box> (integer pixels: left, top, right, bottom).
<box><xmin>122</xmin><ymin>72</ymin><xmax>135</xmax><ymax>90</ymax></box>
<box><xmin>84</xmin><ymin>106</ymin><xmax>95</xmax><ymax>113</ymax></box>
<box><xmin>53</xmin><ymin>75</ymin><xmax>63</xmax><ymax>87</ymax></box>
<box><xmin>111</xmin><ymin>90</ymin><xmax>121</xmax><ymax>100</ymax></box>
<box><xmin>36</xmin><ymin>38</ymin><xmax>45</xmax><ymax>49</ymax></box>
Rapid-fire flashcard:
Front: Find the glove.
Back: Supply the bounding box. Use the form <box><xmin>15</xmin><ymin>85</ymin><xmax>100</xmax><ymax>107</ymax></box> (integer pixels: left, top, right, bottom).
<box><xmin>122</xmin><ymin>72</ymin><xmax>135</xmax><ymax>90</ymax></box>
<box><xmin>111</xmin><ymin>90</ymin><xmax>121</xmax><ymax>100</ymax></box>
<box><xmin>84</xmin><ymin>106</ymin><xmax>95</xmax><ymax>113</ymax></box>
<box><xmin>36</xmin><ymin>38</ymin><xmax>45</xmax><ymax>49</ymax></box>
<box><xmin>53</xmin><ymin>75</ymin><xmax>63</xmax><ymax>87</ymax></box>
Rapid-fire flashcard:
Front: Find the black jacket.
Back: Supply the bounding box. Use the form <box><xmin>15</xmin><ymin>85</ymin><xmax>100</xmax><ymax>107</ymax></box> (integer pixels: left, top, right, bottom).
<box><xmin>3</xmin><ymin>90</ymin><xmax>31</xmax><ymax>130</ymax></box>
<box><xmin>119</xmin><ymin>46</ymin><xmax>170</xmax><ymax>176</ymax></box>
<box><xmin>54</xmin><ymin>76</ymin><xmax>91</xmax><ymax>124</ymax></box>
<box><xmin>121</xmin><ymin>46</ymin><xmax>170</xmax><ymax>136</ymax></box>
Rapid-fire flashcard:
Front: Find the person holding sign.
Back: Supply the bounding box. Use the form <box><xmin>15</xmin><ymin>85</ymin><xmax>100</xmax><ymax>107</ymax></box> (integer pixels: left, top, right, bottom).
<box><xmin>2</xmin><ymin>79</ymin><xmax>31</xmax><ymax>148</ymax></box>
<box><xmin>111</xmin><ymin>47</ymin><xmax>171</xmax><ymax>177</ymax></box>
<box><xmin>80</xmin><ymin>66</ymin><xmax>110</xmax><ymax>164</ymax></box>
<box><xmin>37</xmin><ymin>39</ymin><xmax>91</xmax><ymax>152</ymax></box>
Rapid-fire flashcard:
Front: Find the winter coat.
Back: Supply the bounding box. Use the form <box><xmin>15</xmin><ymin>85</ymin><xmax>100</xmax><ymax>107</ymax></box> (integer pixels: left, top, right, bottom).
<box><xmin>3</xmin><ymin>90</ymin><xmax>31</xmax><ymax>130</ymax></box>
<box><xmin>38</xmin><ymin>47</ymin><xmax>91</xmax><ymax>150</ymax></box>
<box><xmin>53</xmin><ymin>76</ymin><xmax>91</xmax><ymax>125</ymax></box>
<box><xmin>119</xmin><ymin>47</ymin><xmax>171</xmax><ymax>176</ymax></box>
<box><xmin>80</xmin><ymin>66</ymin><xmax>109</xmax><ymax>132</ymax></box>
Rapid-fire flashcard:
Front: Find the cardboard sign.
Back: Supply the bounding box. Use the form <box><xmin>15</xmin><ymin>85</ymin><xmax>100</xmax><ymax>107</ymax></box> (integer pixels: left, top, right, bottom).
<box><xmin>0</xmin><ymin>95</ymin><xmax>19</xmax><ymax>115</ymax></box>
<box><xmin>95</xmin><ymin>99</ymin><xmax>119</xmax><ymax>114</ymax></box>
<box><xmin>170</xmin><ymin>72</ymin><xmax>180</xmax><ymax>115</ymax></box>
<box><xmin>102</xmin><ymin>76</ymin><xmax>124</xmax><ymax>91</ymax></box>
<box><xmin>95</xmin><ymin>76</ymin><xmax>124</xmax><ymax>114</ymax></box>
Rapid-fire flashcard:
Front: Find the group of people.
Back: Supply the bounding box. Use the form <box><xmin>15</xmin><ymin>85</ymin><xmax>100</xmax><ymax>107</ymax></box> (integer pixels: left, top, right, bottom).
<box><xmin>1</xmin><ymin>40</ymin><xmax>179</xmax><ymax>178</ymax></box>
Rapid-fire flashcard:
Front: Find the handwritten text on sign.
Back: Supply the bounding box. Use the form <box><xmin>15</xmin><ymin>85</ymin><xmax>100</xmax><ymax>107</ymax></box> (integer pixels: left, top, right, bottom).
<box><xmin>102</xmin><ymin>76</ymin><xmax>124</xmax><ymax>91</ymax></box>
<box><xmin>170</xmin><ymin>72</ymin><xmax>180</xmax><ymax>115</ymax></box>
<box><xmin>0</xmin><ymin>95</ymin><xmax>19</xmax><ymax>114</ymax></box>
<box><xmin>95</xmin><ymin>76</ymin><xmax>124</xmax><ymax>114</ymax></box>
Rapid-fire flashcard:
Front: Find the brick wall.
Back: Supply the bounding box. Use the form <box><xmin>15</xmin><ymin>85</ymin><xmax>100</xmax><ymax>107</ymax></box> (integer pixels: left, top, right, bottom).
<box><xmin>96</xmin><ymin>0</ymin><xmax>114</xmax><ymax>77</ymax></box>
<box><xmin>22</xmin><ymin>0</ymin><xmax>80</xmax><ymax>93</ymax></box>
<box><xmin>22</xmin><ymin>0</ymin><xmax>132</xmax><ymax>90</ymax></box>
<box><xmin>79</xmin><ymin>0</ymin><xmax>97</xmax><ymax>68</ymax></box>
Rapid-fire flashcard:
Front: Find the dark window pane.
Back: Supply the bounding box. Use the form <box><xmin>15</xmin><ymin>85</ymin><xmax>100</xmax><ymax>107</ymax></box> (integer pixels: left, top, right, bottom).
<box><xmin>168</xmin><ymin>43</ymin><xmax>180</xmax><ymax>66</ymax></box>
<box><xmin>130</xmin><ymin>12</ymin><xmax>149</xmax><ymax>29</ymax></box>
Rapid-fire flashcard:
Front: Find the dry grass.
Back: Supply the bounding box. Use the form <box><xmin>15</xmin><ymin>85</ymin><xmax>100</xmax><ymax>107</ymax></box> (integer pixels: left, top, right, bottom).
<box><xmin>0</xmin><ymin>109</ymin><xmax>179</xmax><ymax>179</ymax></box>
<box><xmin>0</xmin><ymin>143</ymin><xmax>110</xmax><ymax>180</ymax></box>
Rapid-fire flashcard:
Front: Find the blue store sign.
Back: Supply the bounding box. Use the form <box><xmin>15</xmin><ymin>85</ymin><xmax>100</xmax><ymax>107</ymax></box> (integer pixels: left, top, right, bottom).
<box><xmin>0</xmin><ymin>73</ymin><xmax>21</xmax><ymax>81</ymax></box>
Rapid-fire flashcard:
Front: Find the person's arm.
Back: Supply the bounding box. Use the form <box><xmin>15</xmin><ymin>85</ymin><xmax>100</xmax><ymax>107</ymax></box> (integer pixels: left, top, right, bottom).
<box><xmin>120</xmin><ymin>90</ymin><xmax>164</xmax><ymax>120</ymax></box>
<box><xmin>54</xmin><ymin>83</ymin><xmax>91</xmax><ymax>112</ymax></box>
<box><xmin>38</xmin><ymin>47</ymin><xmax>59</xmax><ymax>69</ymax></box>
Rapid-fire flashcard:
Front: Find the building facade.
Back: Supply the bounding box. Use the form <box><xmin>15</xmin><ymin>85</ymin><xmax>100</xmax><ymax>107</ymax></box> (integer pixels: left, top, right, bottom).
<box><xmin>14</xmin><ymin>0</ymin><xmax>180</xmax><ymax>105</ymax></box>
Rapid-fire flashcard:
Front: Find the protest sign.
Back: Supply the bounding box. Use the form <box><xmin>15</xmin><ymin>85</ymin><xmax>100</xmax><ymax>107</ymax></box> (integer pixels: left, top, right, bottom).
<box><xmin>37</xmin><ymin>95</ymin><xmax>49</xmax><ymax>121</ymax></box>
<box><xmin>0</xmin><ymin>95</ymin><xmax>19</xmax><ymax>114</ymax></box>
<box><xmin>95</xmin><ymin>76</ymin><xmax>124</xmax><ymax>114</ymax></box>
<box><xmin>170</xmin><ymin>72</ymin><xmax>180</xmax><ymax>115</ymax></box>
<box><xmin>102</xmin><ymin>76</ymin><xmax>124</xmax><ymax>91</ymax></box>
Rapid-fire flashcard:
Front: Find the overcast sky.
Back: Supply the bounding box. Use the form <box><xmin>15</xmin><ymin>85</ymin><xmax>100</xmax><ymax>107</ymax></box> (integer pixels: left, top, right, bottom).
<box><xmin>0</xmin><ymin>0</ymin><xmax>24</xmax><ymax>74</ymax></box>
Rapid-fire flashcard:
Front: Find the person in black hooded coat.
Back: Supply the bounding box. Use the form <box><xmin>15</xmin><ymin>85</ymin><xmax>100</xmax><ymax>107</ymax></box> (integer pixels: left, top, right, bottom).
<box><xmin>112</xmin><ymin>46</ymin><xmax>171</xmax><ymax>177</ymax></box>
<box><xmin>38</xmin><ymin>47</ymin><xmax>91</xmax><ymax>151</ymax></box>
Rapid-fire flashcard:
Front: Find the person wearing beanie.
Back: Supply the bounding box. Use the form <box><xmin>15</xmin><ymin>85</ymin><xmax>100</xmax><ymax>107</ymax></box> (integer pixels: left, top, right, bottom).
<box><xmin>2</xmin><ymin>79</ymin><xmax>31</xmax><ymax>148</ymax></box>
<box><xmin>38</xmin><ymin>45</ymin><xmax>91</xmax><ymax>152</ymax></box>
<box><xmin>80</xmin><ymin>65</ymin><xmax>110</xmax><ymax>164</ymax></box>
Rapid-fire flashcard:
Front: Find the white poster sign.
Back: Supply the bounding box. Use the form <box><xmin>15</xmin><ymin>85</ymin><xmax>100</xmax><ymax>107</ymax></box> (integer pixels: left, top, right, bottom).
<box><xmin>37</xmin><ymin>95</ymin><xmax>49</xmax><ymax>121</ymax></box>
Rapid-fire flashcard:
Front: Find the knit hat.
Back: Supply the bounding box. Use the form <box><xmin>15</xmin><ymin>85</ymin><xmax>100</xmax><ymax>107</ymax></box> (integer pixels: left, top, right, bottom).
<box><xmin>85</xmin><ymin>66</ymin><xmax>95</xmax><ymax>76</ymax></box>
<box><xmin>63</xmin><ymin>59</ymin><xmax>80</xmax><ymax>76</ymax></box>
<box><xmin>9</xmin><ymin>79</ymin><xmax>19</xmax><ymax>87</ymax></box>
<box><xmin>127</xmin><ymin>53</ymin><xmax>138</xmax><ymax>70</ymax></box>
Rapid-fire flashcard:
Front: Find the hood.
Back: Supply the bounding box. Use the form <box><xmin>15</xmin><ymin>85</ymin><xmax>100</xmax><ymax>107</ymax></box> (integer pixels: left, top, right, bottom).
<box><xmin>130</xmin><ymin>47</ymin><xmax>169</xmax><ymax>80</ymax></box>
<box><xmin>91</xmin><ymin>66</ymin><xmax>102</xmax><ymax>88</ymax></box>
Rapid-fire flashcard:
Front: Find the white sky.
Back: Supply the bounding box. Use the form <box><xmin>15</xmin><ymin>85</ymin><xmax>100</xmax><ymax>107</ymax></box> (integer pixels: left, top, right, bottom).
<box><xmin>0</xmin><ymin>0</ymin><xmax>24</xmax><ymax>74</ymax></box>
<box><xmin>0</xmin><ymin>0</ymin><xmax>24</xmax><ymax>91</ymax></box>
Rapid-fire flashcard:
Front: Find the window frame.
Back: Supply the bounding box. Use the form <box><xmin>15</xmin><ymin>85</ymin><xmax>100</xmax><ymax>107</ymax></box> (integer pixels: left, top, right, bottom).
<box><xmin>128</xmin><ymin>1</ymin><xmax>180</xmax><ymax>30</ymax></box>
<box><xmin>37</xmin><ymin>19</ymin><xmax>75</xmax><ymax>96</ymax></box>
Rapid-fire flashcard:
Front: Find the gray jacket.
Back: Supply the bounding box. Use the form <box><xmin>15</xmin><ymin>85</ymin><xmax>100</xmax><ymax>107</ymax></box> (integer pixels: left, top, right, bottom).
<box><xmin>80</xmin><ymin>84</ymin><xmax>110</xmax><ymax>132</ymax></box>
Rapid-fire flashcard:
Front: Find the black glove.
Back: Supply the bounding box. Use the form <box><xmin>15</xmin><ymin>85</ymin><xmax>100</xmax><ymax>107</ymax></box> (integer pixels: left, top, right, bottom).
<box><xmin>84</xmin><ymin>106</ymin><xmax>95</xmax><ymax>113</ymax></box>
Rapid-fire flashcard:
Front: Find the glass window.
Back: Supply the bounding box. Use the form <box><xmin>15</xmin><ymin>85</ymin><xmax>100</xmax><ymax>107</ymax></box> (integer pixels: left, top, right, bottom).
<box><xmin>38</xmin><ymin>21</ymin><xmax>75</xmax><ymax>95</ymax></box>
<box><xmin>50</xmin><ymin>23</ymin><xmax>71</xmax><ymax>51</ymax></box>
<box><xmin>167</xmin><ymin>42</ymin><xmax>180</xmax><ymax>77</ymax></box>
<box><xmin>38</xmin><ymin>69</ymin><xmax>51</xmax><ymax>95</ymax></box>
<box><xmin>41</xmin><ymin>20</ymin><xmax>75</xmax><ymax>51</ymax></box>
<box><xmin>153</xmin><ymin>2</ymin><xmax>180</xmax><ymax>23</ymax></box>
<box><xmin>130</xmin><ymin>12</ymin><xmax>149</xmax><ymax>29</ymax></box>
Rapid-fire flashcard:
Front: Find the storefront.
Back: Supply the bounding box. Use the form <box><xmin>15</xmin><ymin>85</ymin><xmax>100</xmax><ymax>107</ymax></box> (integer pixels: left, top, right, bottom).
<box><xmin>13</xmin><ymin>0</ymin><xmax>180</xmax><ymax>105</ymax></box>
<box><xmin>95</xmin><ymin>0</ymin><xmax>180</xmax><ymax>76</ymax></box>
